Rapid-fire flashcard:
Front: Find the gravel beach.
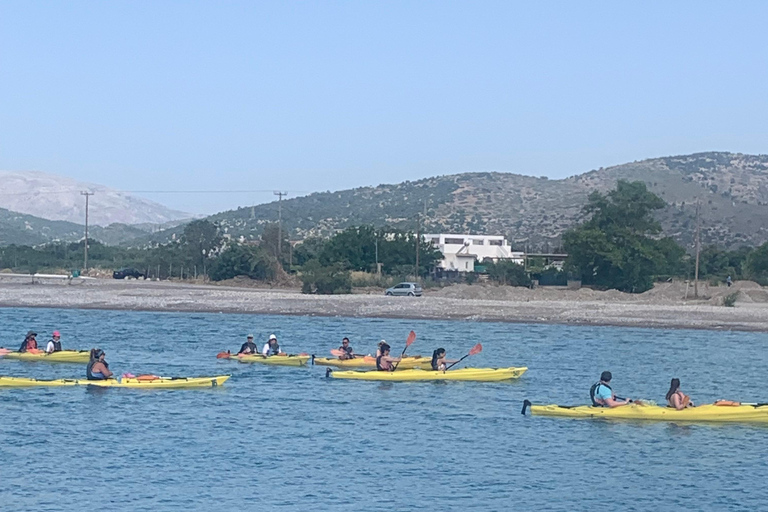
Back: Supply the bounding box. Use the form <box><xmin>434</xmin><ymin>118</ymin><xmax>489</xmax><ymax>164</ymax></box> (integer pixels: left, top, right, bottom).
<box><xmin>1</xmin><ymin>277</ymin><xmax>767</xmax><ymax>332</ymax></box>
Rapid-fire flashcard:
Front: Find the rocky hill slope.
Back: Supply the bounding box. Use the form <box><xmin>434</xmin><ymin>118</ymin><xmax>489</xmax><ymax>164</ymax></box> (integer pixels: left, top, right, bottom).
<box><xmin>148</xmin><ymin>152</ymin><xmax>768</xmax><ymax>250</ymax></box>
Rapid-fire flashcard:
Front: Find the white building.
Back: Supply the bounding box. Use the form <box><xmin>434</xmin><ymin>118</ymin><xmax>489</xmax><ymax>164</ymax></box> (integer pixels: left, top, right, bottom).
<box><xmin>424</xmin><ymin>234</ymin><xmax>525</xmax><ymax>272</ymax></box>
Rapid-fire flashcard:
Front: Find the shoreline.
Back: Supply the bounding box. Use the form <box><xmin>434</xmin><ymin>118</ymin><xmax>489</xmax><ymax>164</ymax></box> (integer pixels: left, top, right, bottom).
<box><xmin>1</xmin><ymin>279</ymin><xmax>767</xmax><ymax>332</ymax></box>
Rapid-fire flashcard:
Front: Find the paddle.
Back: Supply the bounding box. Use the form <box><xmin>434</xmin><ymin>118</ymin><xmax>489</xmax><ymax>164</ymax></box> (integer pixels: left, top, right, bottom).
<box><xmin>445</xmin><ymin>343</ymin><xmax>483</xmax><ymax>371</ymax></box>
<box><xmin>392</xmin><ymin>331</ymin><xmax>416</xmax><ymax>371</ymax></box>
<box><xmin>216</xmin><ymin>350</ymin><xmax>231</xmax><ymax>359</ymax></box>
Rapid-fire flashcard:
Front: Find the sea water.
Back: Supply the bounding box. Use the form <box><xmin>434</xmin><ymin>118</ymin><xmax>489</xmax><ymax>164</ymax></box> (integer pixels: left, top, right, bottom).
<box><xmin>0</xmin><ymin>307</ymin><xmax>766</xmax><ymax>511</ymax></box>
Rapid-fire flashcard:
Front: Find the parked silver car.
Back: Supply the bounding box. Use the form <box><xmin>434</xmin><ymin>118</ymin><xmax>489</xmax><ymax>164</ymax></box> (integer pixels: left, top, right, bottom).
<box><xmin>385</xmin><ymin>282</ymin><xmax>423</xmax><ymax>297</ymax></box>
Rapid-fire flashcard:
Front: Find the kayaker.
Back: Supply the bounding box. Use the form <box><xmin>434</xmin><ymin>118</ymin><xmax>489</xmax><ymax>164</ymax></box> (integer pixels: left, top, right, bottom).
<box><xmin>19</xmin><ymin>331</ymin><xmax>38</xmax><ymax>352</ymax></box>
<box><xmin>338</xmin><ymin>337</ymin><xmax>355</xmax><ymax>360</ymax></box>
<box><xmin>238</xmin><ymin>334</ymin><xmax>259</xmax><ymax>355</ymax></box>
<box><xmin>86</xmin><ymin>349</ymin><xmax>113</xmax><ymax>380</ymax></box>
<box><xmin>666</xmin><ymin>378</ymin><xmax>695</xmax><ymax>410</ymax></box>
<box><xmin>376</xmin><ymin>340</ymin><xmax>386</xmax><ymax>358</ymax></box>
<box><xmin>430</xmin><ymin>348</ymin><xmax>458</xmax><ymax>371</ymax></box>
<box><xmin>590</xmin><ymin>371</ymin><xmax>631</xmax><ymax>408</ymax></box>
<box><xmin>262</xmin><ymin>334</ymin><xmax>285</xmax><ymax>357</ymax></box>
<box><xmin>376</xmin><ymin>343</ymin><xmax>401</xmax><ymax>371</ymax></box>
<box><xmin>45</xmin><ymin>331</ymin><xmax>63</xmax><ymax>354</ymax></box>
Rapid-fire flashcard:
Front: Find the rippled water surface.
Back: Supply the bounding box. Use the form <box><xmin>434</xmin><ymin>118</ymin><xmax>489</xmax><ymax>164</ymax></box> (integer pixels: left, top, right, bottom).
<box><xmin>1</xmin><ymin>307</ymin><xmax>767</xmax><ymax>511</ymax></box>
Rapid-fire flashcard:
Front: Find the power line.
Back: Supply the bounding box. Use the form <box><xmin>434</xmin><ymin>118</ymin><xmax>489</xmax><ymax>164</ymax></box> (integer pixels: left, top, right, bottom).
<box><xmin>0</xmin><ymin>189</ymin><xmax>309</xmax><ymax>196</ymax></box>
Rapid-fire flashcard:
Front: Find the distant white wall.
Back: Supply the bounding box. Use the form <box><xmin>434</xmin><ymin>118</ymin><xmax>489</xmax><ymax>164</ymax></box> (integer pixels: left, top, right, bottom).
<box><xmin>423</xmin><ymin>234</ymin><xmax>525</xmax><ymax>272</ymax></box>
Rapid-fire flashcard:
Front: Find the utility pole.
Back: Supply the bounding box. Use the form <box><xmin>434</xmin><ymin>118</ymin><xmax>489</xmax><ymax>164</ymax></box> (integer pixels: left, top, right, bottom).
<box><xmin>415</xmin><ymin>213</ymin><xmax>420</xmax><ymax>280</ymax></box>
<box><xmin>694</xmin><ymin>199</ymin><xmax>701</xmax><ymax>299</ymax></box>
<box><xmin>81</xmin><ymin>191</ymin><xmax>94</xmax><ymax>272</ymax></box>
<box><xmin>274</xmin><ymin>191</ymin><xmax>287</xmax><ymax>256</ymax></box>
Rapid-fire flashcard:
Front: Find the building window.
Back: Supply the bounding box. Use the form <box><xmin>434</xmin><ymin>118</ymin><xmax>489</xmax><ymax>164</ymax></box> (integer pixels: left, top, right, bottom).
<box><xmin>489</xmin><ymin>240</ymin><xmax>503</xmax><ymax>246</ymax></box>
<box><xmin>465</xmin><ymin>262</ymin><xmax>469</xmax><ymax>269</ymax></box>
<box><xmin>431</xmin><ymin>238</ymin><xmax>440</xmax><ymax>244</ymax></box>
<box><xmin>445</xmin><ymin>238</ymin><xmax>464</xmax><ymax>245</ymax></box>
<box><xmin>472</xmin><ymin>239</ymin><xmax>485</xmax><ymax>245</ymax></box>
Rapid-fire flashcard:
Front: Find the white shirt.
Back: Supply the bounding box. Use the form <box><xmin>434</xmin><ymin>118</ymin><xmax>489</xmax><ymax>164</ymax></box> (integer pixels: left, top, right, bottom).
<box><xmin>46</xmin><ymin>341</ymin><xmax>56</xmax><ymax>354</ymax></box>
<box><xmin>262</xmin><ymin>342</ymin><xmax>280</xmax><ymax>357</ymax></box>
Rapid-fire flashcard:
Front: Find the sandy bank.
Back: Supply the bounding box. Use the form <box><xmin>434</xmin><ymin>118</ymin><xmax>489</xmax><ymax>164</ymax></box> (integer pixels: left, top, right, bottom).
<box><xmin>0</xmin><ymin>278</ymin><xmax>767</xmax><ymax>332</ymax></box>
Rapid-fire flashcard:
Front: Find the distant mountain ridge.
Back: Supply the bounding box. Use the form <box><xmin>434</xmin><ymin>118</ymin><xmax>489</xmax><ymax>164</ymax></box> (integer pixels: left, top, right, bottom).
<box><xmin>0</xmin><ymin>170</ymin><xmax>190</xmax><ymax>226</ymax></box>
<box><xmin>145</xmin><ymin>151</ymin><xmax>768</xmax><ymax>251</ymax></box>
<box><xmin>3</xmin><ymin>152</ymin><xmax>768</xmax><ymax>250</ymax></box>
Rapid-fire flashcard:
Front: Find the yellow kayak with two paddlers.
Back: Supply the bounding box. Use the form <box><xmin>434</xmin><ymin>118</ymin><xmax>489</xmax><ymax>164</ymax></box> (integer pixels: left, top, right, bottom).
<box><xmin>328</xmin><ymin>366</ymin><xmax>527</xmax><ymax>382</ymax></box>
<box><xmin>0</xmin><ymin>349</ymin><xmax>91</xmax><ymax>363</ymax></box>
<box><xmin>522</xmin><ymin>400</ymin><xmax>768</xmax><ymax>423</ymax></box>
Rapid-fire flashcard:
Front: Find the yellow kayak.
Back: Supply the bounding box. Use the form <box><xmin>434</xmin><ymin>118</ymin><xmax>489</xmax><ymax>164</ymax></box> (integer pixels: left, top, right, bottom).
<box><xmin>313</xmin><ymin>355</ymin><xmax>431</xmax><ymax>369</ymax></box>
<box><xmin>86</xmin><ymin>375</ymin><xmax>230</xmax><ymax>388</ymax></box>
<box><xmin>0</xmin><ymin>349</ymin><xmax>90</xmax><ymax>363</ymax></box>
<box><xmin>220</xmin><ymin>353</ymin><xmax>310</xmax><ymax>366</ymax></box>
<box><xmin>0</xmin><ymin>375</ymin><xmax>229</xmax><ymax>388</ymax></box>
<box><xmin>522</xmin><ymin>400</ymin><xmax>768</xmax><ymax>423</ymax></box>
<box><xmin>328</xmin><ymin>367</ymin><xmax>527</xmax><ymax>382</ymax></box>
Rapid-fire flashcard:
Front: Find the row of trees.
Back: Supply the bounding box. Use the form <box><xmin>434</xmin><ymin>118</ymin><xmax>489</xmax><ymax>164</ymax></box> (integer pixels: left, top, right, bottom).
<box><xmin>4</xmin><ymin>181</ymin><xmax>768</xmax><ymax>294</ymax></box>
<box><xmin>562</xmin><ymin>180</ymin><xmax>768</xmax><ymax>292</ymax></box>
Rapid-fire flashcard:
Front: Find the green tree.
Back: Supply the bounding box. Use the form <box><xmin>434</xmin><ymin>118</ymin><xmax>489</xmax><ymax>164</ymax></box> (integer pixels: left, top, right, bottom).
<box><xmin>292</xmin><ymin>237</ymin><xmax>326</xmax><ymax>267</ymax></box>
<box><xmin>209</xmin><ymin>244</ymin><xmax>277</xmax><ymax>281</ymax></box>
<box><xmin>299</xmin><ymin>259</ymin><xmax>352</xmax><ymax>294</ymax></box>
<box><xmin>182</xmin><ymin>220</ymin><xmax>221</xmax><ymax>275</ymax></box>
<box><xmin>745</xmin><ymin>242</ymin><xmax>768</xmax><ymax>285</ymax></box>
<box><xmin>260</xmin><ymin>222</ymin><xmax>290</xmax><ymax>263</ymax></box>
<box><xmin>319</xmin><ymin>225</ymin><xmax>441</xmax><ymax>276</ymax></box>
<box><xmin>563</xmin><ymin>180</ymin><xmax>680</xmax><ymax>293</ymax></box>
<box><xmin>485</xmin><ymin>259</ymin><xmax>531</xmax><ymax>286</ymax></box>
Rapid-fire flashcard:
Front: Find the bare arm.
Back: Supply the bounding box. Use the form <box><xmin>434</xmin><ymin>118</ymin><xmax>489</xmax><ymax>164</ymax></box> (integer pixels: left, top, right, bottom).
<box><xmin>603</xmin><ymin>397</ymin><xmax>630</xmax><ymax>408</ymax></box>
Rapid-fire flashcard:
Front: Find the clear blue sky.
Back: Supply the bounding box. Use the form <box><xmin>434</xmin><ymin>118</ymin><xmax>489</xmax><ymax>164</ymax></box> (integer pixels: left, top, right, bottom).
<box><xmin>1</xmin><ymin>1</ymin><xmax>767</xmax><ymax>215</ymax></box>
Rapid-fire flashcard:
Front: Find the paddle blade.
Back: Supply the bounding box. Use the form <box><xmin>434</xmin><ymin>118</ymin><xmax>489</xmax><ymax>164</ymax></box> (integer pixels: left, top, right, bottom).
<box><xmin>405</xmin><ymin>331</ymin><xmax>416</xmax><ymax>347</ymax></box>
<box><xmin>216</xmin><ymin>351</ymin><xmax>230</xmax><ymax>359</ymax></box>
<box><xmin>330</xmin><ymin>349</ymin><xmax>344</xmax><ymax>357</ymax></box>
<box><xmin>469</xmin><ymin>343</ymin><xmax>483</xmax><ymax>356</ymax></box>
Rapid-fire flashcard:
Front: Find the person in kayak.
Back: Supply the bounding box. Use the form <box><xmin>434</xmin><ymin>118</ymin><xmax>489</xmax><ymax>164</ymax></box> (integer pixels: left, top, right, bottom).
<box><xmin>376</xmin><ymin>343</ymin><xmax>401</xmax><ymax>371</ymax></box>
<box><xmin>86</xmin><ymin>349</ymin><xmax>113</xmax><ymax>380</ymax></box>
<box><xmin>19</xmin><ymin>331</ymin><xmax>38</xmax><ymax>352</ymax></box>
<box><xmin>262</xmin><ymin>334</ymin><xmax>285</xmax><ymax>357</ymax></box>
<box><xmin>666</xmin><ymin>378</ymin><xmax>695</xmax><ymax>410</ymax></box>
<box><xmin>338</xmin><ymin>337</ymin><xmax>356</xmax><ymax>360</ymax></box>
<box><xmin>430</xmin><ymin>348</ymin><xmax>459</xmax><ymax>371</ymax></box>
<box><xmin>45</xmin><ymin>331</ymin><xmax>63</xmax><ymax>354</ymax></box>
<box><xmin>376</xmin><ymin>340</ymin><xmax>386</xmax><ymax>358</ymax></box>
<box><xmin>590</xmin><ymin>371</ymin><xmax>631</xmax><ymax>408</ymax></box>
<box><xmin>238</xmin><ymin>334</ymin><xmax>259</xmax><ymax>355</ymax></box>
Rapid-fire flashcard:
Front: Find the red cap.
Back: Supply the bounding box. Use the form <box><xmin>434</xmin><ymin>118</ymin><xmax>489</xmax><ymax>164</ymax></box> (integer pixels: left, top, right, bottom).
<box><xmin>53</xmin><ymin>331</ymin><xmax>60</xmax><ymax>337</ymax></box>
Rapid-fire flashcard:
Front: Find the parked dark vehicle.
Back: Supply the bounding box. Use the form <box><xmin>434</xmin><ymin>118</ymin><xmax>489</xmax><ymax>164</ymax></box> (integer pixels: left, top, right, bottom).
<box><xmin>385</xmin><ymin>282</ymin><xmax>423</xmax><ymax>297</ymax></box>
<box><xmin>113</xmin><ymin>268</ymin><xmax>145</xmax><ymax>280</ymax></box>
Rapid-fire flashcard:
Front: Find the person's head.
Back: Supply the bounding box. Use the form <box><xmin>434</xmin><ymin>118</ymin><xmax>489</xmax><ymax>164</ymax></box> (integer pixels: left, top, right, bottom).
<box><xmin>666</xmin><ymin>378</ymin><xmax>681</xmax><ymax>400</ymax></box>
<box><xmin>90</xmin><ymin>348</ymin><xmax>105</xmax><ymax>361</ymax></box>
<box><xmin>378</xmin><ymin>340</ymin><xmax>385</xmax><ymax>348</ymax></box>
<box><xmin>600</xmin><ymin>371</ymin><xmax>612</xmax><ymax>383</ymax></box>
<box><xmin>342</xmin><ymin>337</ymin><xmax>350</xmax><ymax>346</ymax></box>
<box><xmin>432</xmin><ymin>348</ymin><xmax>446</xmax><ymax>359</ymax></box>
<box><xmin>380</xmin><ymin>343</ymin><xmax>391</xmax><ymax>355</ymax></box>
<box><xmin>247</xmin><ymin>334</ymin><xmax>254</xmax><ymax>341</ymax></box>
<box><xmin>269</xmin><ymin>334</ymin><xmax>277</xmax><ymax>344</ymax></box>
<box><xmin>26</xmin><ymin>330</ymin><xmax>37</xmax><ymax>340</ymax></box>
<box><xmin>52</xmin><ymin>331</ymin><xmax>61</xmax><ymax>339</ymax></box>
